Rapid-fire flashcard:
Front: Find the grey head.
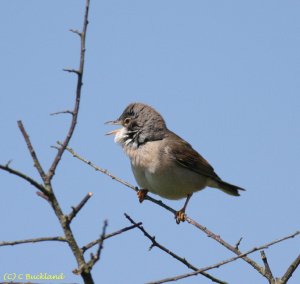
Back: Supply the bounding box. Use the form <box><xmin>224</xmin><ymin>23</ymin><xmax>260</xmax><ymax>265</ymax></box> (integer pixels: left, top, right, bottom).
<box><xmin>106</xmin><ymin>103</ymin><xmax>167</xmax><ymax>146</ymax></box>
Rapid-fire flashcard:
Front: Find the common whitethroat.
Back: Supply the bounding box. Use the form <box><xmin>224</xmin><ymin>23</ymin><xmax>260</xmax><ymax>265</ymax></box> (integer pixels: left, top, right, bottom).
<box><xmin>106</xmin><ymin>103</ymin><xmax>245</xmax><ymax>223</ymax></box>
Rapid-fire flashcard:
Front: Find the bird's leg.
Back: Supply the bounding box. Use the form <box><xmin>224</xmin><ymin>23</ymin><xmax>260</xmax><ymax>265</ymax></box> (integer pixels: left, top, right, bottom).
<box><xmin>175</xmin><ymin>194</ymin><xmax>192</xmax><ymax>224</ymax></box>
<box><xmin>137</xmin><ymin>188</ymin><xmax>148</xmax><ymax>203</ymax></box>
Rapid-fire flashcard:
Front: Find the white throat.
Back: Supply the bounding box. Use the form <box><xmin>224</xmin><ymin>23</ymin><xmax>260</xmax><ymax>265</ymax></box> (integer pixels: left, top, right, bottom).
<box><xmin>114</xmin><ymin>127</ymin><xmax>128</xmax><ymax>145</ymax></box>
<box><xmin>114</xmin><ymin>127</ymin><xmax>139</xmax><ymax>150</ymax></box>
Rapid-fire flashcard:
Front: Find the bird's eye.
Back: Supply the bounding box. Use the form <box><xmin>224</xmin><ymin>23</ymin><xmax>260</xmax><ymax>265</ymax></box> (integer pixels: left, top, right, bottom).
<box><xmin>124</xmin><ymin>117</ymin><xmax>131</xmax><ymax>126</ymax></box>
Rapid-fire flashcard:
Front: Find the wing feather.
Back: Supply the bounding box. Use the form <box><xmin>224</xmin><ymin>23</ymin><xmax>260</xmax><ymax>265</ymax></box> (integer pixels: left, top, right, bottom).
<box><xmin>167</xmin><ymin>132</ymin><xmax>221</xmax><ymax>181</ymax></box>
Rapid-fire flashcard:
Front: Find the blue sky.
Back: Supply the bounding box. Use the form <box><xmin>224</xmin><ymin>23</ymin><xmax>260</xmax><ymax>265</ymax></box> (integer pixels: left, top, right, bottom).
<box><xmin>1</xmin><ymin>1</ymin><xmax>300</xmax><ymax>283</ymax></box>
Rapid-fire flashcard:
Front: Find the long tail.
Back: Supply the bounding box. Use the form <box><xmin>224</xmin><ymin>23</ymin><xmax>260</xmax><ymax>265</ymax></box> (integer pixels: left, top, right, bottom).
<box><xmin>208</xmin><ymin>179</ymin><xmax>245</xmax><ymax>196</ymax></box>
<box><xmin>217</xmin><ymin>180</ymin><xmax>245</xmax><ymax>196</ymax></box>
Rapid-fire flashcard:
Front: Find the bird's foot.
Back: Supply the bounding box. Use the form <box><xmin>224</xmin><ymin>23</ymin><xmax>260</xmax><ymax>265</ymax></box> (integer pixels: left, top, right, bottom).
<box><xmin>175</xmin><ymin>209</ymin><xmax>186</xmax><ymax>224</ymax></box>
<box><xmin>137</xmin><ymin>189</ymin><xmax>148</xmax><ymax>203</ymax></box>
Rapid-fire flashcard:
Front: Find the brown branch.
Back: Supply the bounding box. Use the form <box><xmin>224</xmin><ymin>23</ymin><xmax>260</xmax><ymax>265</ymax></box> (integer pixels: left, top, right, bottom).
<box><xmin>85</xmin><ymin>220</ymin><xmax>108</xmax><ymax>271</ymax></box>
<box><xmin>67</xmin><ymin>192</ymin><xmax>93</xmax><ymax>223</ymax></box>
<box><xmin>82</xmin><ymin>222</ymin><xmax>142</xmax><ymax>253</ymax></box>
<box><xmin>64</xmin><ymin>147</ymin><xmax>300</xmax><ymax>283</ymax></box>
<box><xmin>185</xmin><ymin>216</ymin><xmax>265</xmax><ymax>277</ymax></box>
<box><xmin>260</xmin><ymin>251</ymin><xmax>274</xmax><ymax>280</ymax></box>
<box><xmin>0</xmin><ymin>236</ymin><xmax>66</xmax><ymax>247</ymax></box>
<box><xmin>235</xmin><ymin>237</ymin><xmax>243</xmax><ymax>250</ymax></box>
<box><xmin>281</xmin><ymin>253</ymin><xmax>300</xmax><ymax>283</ymax></box>
<box><xmin>70</xmin><ymin>29</ymin><xmax>82</xmax><ymax>36</ymax></box>
<box><xmin>63</xmin><ymin>144</ymin><xmax>176</xmax><ymax>215</ymax></box>
<box><xmin>45</xmin><ymin>0</ymin><xmax>90</xmax><ymax>184</ymax></box>
<box><xmin>93</xmin><ymin>220</ymin><xmax>108</xmax><ymax>260</ymax></box>
<box><xmin>17</xmin><ymin>120</ymin><xmax>46</xmax><ymax>182</ymax></box>
<box><xmin>63</xmin><ymin>144</ymin><xmax>137</xmax><ymax>189</ymax></box>
<box><xmin>2</xmin><ymin>1</ymin><xmax>94</xmax><ymax>284</ymax></box>
<box><xmin>148</xmin><ymin>231</ymin><xmax>300</xmax><ymax>284</ymax></box>
<box><xmin>50</xmin><ymin>110</ymin><xmax>74</xmax><ymax>116</ymax></box>
<box><xmin>0</xmin><ymin>163</ymin><xmax>47</xmax><ymax>194</ymax></box>
<box><xmin>42</xmin><ymin>1</ymin><xmax>93</xmax><ymax>283</ymax></box>
<box><xmin>63</xmin><ymin>68</ymin><xmax>80</xmax><ymax>74</ymax></box>
<box><xmin>36</xmin><ymin>191</ymin><xmax>50</xmax><ymax>201</ymax></box>
<box><xmin>46</xmin><ymin>191</ymin><xmax>95</xmax><ymax>284</ymax></box>
<box><xmin>125</xmin><ymin>214</ymin><xmax>227</xmax><ymax>284</ymax></box>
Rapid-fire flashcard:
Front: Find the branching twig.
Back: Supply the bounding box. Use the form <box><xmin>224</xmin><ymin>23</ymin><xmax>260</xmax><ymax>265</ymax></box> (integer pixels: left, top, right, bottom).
<box><xmin>125</xmin><ymin>214</ymin><xmax>227</xmax><ymax>284</ymax></box>
<box><xmin>260</xmin><ymin>250</ymin><xmax>274</xmax><ymax>280</ymax></box>
<box><xmin>70</xmin><ymin>29</ymin><xmax>82</xmax><ymax>36</ymax></box>
<box><xmin>36</xmin><ymin>191</ymin><xmax>50</xmax><ymax>201</ymax></box>
<box><xmin>0</xmin><ymin>163</ymin><xmax>47</xmax><ymax>194</ymax></box>
<box><xmin>62</xmin><ymin>144</ymin><xmax>137</xmax><ymax>190</ymax></box>
<box><xmin>63</xmin><ymin>144</ymin><xmax>176</xmax><ymax>215</ymax></box>
<box><xmin>50</xmin><ymin>110</ymin><xmax>74</xmax><ymax>116</ymax></box>
<box><xmin>64</xmin><ymin>146</ymin><xmax>300</xmax><ymax>283</ymax></box>
<box><xmin>94</xmin><ymin>220</ymin><xmax>108</xmax><ymax>259</ymax></box>
<box><xmin>86</xmin><ymin>220</ymin><xmax>108</xmax><ymax>270</ymax></box>
<box><xmin>44</xmin><ymin>2</ymin><xmax>94</xmax><ymax>283</ymax></box>
<box><xmin>82</xmin><ymin>222</ymin><xmax>142</xmax><ymax>253</ymax></box>
<box><xmin>68</xmin><ymin>192</ymin><xmax>93</xmax><ymax>223</ymax></box>
<box><xmin>281</xmin><ymin>253</ymin><xmax>300</xmax><ymax>283</ymax></box>
<box><xmin>0</xmin><ymin>1</ymin><xmax>128</xmax><ymax>284</ymax></box>
<box><xmin>185</xmin><ymin>216</ymin><xmax>265</xmax><ymax>276</ymax></box>
<box><xmin>17</xmin><ymin>121</ymin><xmax>46</xmax><ymax>182</ymax></box>
<box><xmin>0</xmin><ymin>236</ymin><xmax>67</xmax><ymax>247</ymax></box>
<box><xmin>148</xmin><ymin>231</ymin><xmax>300</xmax><ymax>284</ymax></box>
<box><xmin>235</xmin><ymin>237</ymin><xmax>243</xmax><ymax>250</ymax></box>
<box><xmin>45</xmin><ymin>0</ymin><xmax>90</xmax><ymax>184</ymax></box>
<box><xmin>0</xmin><ymin>1</ymin><xmax>94</xmax><ymax>284</ymax></box>
<box><xmin>63</xmin><ymin>68</ymin><xmax>80</xmax><ymax>74</ymax></box>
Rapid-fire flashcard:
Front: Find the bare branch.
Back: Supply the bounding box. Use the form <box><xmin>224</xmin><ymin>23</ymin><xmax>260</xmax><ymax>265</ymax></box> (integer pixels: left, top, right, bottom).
<box><xmin>63</xmin><ymin>68</ymin><xmax>80</xmax><ymax>75</ymax></box>
<box><xmin>36</xmin><ymin>191</ymin><xmax>50</xmax><ymax>201</ymax></box>
<box><xmin>50</xmin><ymin>110</ymin><xmax>74</xmax><ymax>116</ymax></box>
<box><xmin>45</xmin><ymin>0</ymin><xmax>90</xmax><ymax>184</ymax></box>
<box><xmin>186</xmin><ymin>216</ymin><xmax>265</xmax><ymax>277</ymax></box>
<box><xmin>17</xmin><ymin>120</ymin><xmax>46</xmax><ymax>182</ymax></box>
<box><xmin>82</xmin><ymin>222</ymin><xmax>142</xmax><ymax>253</ymax></box>
<box><xmin>43</xmin><ymin>2</ymin><xmax>94</xmax><ymax>283</ymax></box>
<box><xmin>94</xmin><ymin>220</ymin><xmax>108</xmax><ymax>261</ymax></box>
<box><xmin>67</xmin><ymin>192</ymin><xmax>93</xmax><ymax>223</ymax></box>
<box><xmin>2</xmin><ymin>2</ymin><xmax>95</xmax><ymax>284</ymax></box>
<box><xmin>235</xmin><ymin>237</ymin><xmax>243</xmax><ymax>250</ymax></box>
<box><xmin>64</xmin><ymin>147</ymin><xmax>300</xmax><ymax>282</ymax></box>
<box><xmin>63</xmin><ymin>145</ymin><xmax>176</xmax><ymax>215</ymax></box>
<box><xmin>0</xmin><ymin>236</ymin><xmax>66</xmax><ymax>247</ymax></box>
<box><xmin>260</xmin><ymin>251</ymin><xmax>274</xmax><ymax>280</ymax></box>
<box><xmin>83</xmin><ymin>220</ymin><xmax>108</xmax><ymax>271</ymax></box>
<box><xmin>148</xmin><ymin>231</ymin><xmax>300</xmax><ymax>284</ymax></box>
<box><xmin>0</xmin><ymin>163</ymin><xmax>47</xmax><ymax>194</ymax></box>
<box><xmin>5</xmin><ymin>159</ymin><xmax>12</xmax><ymax>167</ymax></box>
<box><xmin>70</xmin><ymin>29</ymin><xmax>82</xmax><ymax>36</ymax></box>
<box><xmin>125</xmin><ymin>214</ymin><xmax>227</xmax><ymax>284</ymax></box>
<box><xmin>281</xmin><ymin>253</ymin><xmax>300</xmax><ymax>283</ymax></box>
<box><xmin>63</xmin><ymin>144</ymin><xmax>136</xmax><ymax>189</ymax></box>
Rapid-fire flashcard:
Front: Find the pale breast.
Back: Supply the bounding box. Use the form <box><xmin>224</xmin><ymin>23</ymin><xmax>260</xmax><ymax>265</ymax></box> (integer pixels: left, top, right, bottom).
<box><xmin>144</xmin><ymin>162</ymin><xmax>208</xmax><ymax>199</ymax></box>
<box><xmin>124</xmin><ymin>140</ymin><xmax>208</xmax><ymax>200</ymax></box>
<box><xmin>124</xmin><ymin>141</ymin><xmax>161</xmax><ymax>172</ymax></box>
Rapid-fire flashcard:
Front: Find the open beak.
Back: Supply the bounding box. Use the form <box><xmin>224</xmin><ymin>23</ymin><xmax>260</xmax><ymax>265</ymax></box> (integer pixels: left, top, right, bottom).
<box><xmin>105</xmin><ymin>120</ymin><xmax>122</xmax><ymax>136</ymax></box>
<box><xmin>105</xmin><ymin>120</ymin><xmax>121</xmax><ymax>125</ymax></box>
<box><xmin>106</xmin><ymin>128</ymin><xmax>122</xmax><ymax>136</ymax></box>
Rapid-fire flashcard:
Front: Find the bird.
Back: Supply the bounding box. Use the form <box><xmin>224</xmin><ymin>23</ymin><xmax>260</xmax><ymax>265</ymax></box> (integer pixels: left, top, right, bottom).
<box><xmin>106</xmin><ymin>102</ymin><xmax>245</xmax><ymax>223</ymax></box>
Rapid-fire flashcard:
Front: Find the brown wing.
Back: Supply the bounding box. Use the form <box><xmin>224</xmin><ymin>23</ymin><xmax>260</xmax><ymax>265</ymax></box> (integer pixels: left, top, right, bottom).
<box><xmin>167</xmin><ymin>131</ymin><xmax>221</xmax><ymax>181</ymax></box>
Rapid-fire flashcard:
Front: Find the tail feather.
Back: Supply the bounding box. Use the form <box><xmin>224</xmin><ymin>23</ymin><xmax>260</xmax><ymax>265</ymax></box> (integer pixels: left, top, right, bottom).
<box><xmin>217</xmin><ymin>180</ymin><xmax>245</xmax><ymax>196</ymax></box>
<box><xmin>208</xmin><ymin>179</ymin><xmax>245</xmax><ymax>196</ymax></box>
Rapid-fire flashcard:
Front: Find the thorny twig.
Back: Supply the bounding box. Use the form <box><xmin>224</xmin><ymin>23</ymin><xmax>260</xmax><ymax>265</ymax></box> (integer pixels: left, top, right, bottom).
<box><xmin>125</xmin><ymin>213</ymin><xmax>227</xmax><ymax>284</ymax></box>
<box><xmin>64</xmin><ymin>146</ymin><xmax>300</xmax><ymax>283</ymax></box>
